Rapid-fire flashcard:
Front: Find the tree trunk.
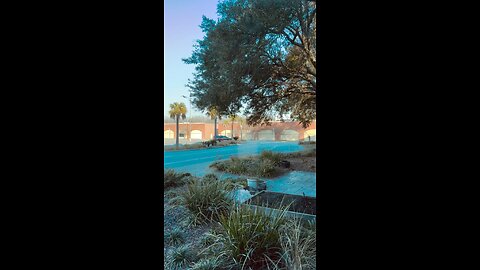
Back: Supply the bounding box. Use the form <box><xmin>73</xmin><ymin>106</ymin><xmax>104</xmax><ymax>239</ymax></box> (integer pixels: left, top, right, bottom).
<box><xmin>175</xmin><ymin>115</ymin><xmax>179</xmax><ymax>149</ymax></box>
<box><xmin>231</xmin><ymin>120</ymin><xmax>234</xmax><ymax>138</ymax></box>
<box><xmin>214</xmin><ymin>117</ymin><xmax>217</xmax><ymax>138</ymax></box>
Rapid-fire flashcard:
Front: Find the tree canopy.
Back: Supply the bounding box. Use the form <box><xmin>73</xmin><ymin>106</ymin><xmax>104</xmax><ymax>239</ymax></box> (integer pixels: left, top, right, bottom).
<box><xmin>184</xmin><ymin>0</ymin><xmax>316</xmax><ymax>128</ymax></box>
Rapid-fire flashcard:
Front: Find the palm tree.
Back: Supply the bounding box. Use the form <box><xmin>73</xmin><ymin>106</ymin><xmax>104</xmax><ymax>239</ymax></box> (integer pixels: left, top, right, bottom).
<box><xmin>206</xmin><ymin>106</ymin><xmax>220</xmax><ymax>139</ymax></box>
<box><xmin>169</xmin><ymin>102</ymin><xmax>187</xmax><ymax>149</ymax></box>
<box><xmin>237</xmin><ymin>116</ymin><xmax>246</xmax><ymax>141</ymax></box>
<box><xmin>224</xmin><ymin>114</ymin><xmax>237</xmax><ymax>138</ymax></box>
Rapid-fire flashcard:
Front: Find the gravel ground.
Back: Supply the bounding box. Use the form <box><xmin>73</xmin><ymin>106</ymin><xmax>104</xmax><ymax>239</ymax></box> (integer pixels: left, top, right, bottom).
<box><xmin>286</xmin><ymin>156</ymin><xmax>316</xmax><ymax>172</ymax></box>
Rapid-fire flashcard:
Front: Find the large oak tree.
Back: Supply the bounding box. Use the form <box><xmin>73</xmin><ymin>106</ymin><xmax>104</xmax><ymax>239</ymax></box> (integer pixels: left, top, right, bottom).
<box><xmin>184</xmin><ymin>0</ymin><xmax>316</xmax><ymax>128</ymax></box>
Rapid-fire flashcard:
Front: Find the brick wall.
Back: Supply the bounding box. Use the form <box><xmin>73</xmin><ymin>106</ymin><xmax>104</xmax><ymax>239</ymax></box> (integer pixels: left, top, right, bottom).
<box><xmin>164</xmin><ymin>121</ymin><xmax>316</xmax><ymax>141</ymax></box>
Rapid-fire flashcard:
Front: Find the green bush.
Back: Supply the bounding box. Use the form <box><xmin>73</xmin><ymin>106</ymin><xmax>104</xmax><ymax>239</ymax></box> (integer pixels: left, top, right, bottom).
<box><xmin>180</xmin><ymin>176</ymin><xmax>234</xmax><ymax>224</ymax></box>
<box><xmin>214</xmin><ymin>205</ymin><xmax>289</xmax><ymax>269</ymax></box>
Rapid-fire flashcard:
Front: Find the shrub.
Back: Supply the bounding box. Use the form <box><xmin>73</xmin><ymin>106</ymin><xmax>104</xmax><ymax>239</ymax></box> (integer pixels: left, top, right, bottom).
<box><xmin>258</xmin><ymin>159</ymin><xmax>276</xmax><ymax>177</ymax></box>
<box><xmin>210</xmin><ymin>157</ymin><xmax>277</xmax><ymax>178</ymax></box>
<box><xmin>260</xmin><ymin>150</ymin><xmax>283</xmax><ymax>165</ymax></box>
<box><xmin>180</xmin><ymin>176</ymin><xmax>234</xmax><ymax>224</ymax></box>
<box><xmin>203</xmin><ymin>139</ymin><xmax>218</xmax><ymax>148</ymax></box>
<box><xmin>164</xmin><ymin>143</ymin><xmax>205</xmax><ymax>151</ymax></box>
<box><xmin>165</xmin><ymin>244</ymin><xmax>197</xmax><ymax>269</ymax></box>
<box><xmin>203</xmin><ymin>173</ymin><xmax>219</xmax><ymax>182</ymax></box>
<box><xmin>283</xmin><ymin>148</ymin><xmax>316</xmax><ymax>158</ymax></box>
<box><xmin>209</xmin><ymin>161</ymin><xmax>227</xmax><ymax>171</ymax></box>
<box><xmin>164</xmin><ymin>169</ymin><xmax>191</xmax><ymax>189</ymax></box>
<box><xmin>226</xmin><ymin>157</ymin><xmax>249</xmax><ymax>175</ymax></box>
<box><xmin>165</xmin><ymin>227</ymin><xmax>185</xmax><ymax>246</ymax></box>
<box><xmin>215</xmin><ymin>205</ymin><xmax>289</xmax><ymax>269</ymax></box>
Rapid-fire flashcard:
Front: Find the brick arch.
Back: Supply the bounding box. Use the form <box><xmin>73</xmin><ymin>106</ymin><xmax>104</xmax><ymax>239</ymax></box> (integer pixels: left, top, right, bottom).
<box><xmin>244</xmin><ymin>121</ymin><xmax>316</xmax><ymax>141</ymax></box>
<box><xmin>164</xmin><ymin>121</ymin><xmax>316</xmax><ymax>141</ymax></box>
<box><xmin>164</xmin><ymin>129</ymin><xmax>174</xmax><ymax>139</ymax></box>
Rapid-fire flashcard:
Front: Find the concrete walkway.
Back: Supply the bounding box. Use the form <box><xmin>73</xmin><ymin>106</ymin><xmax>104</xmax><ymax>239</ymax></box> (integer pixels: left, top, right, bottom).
<box><xmin>266</xmin><ymin>171</ymin><xmax>316</xmax><ymax>197</ymax></box>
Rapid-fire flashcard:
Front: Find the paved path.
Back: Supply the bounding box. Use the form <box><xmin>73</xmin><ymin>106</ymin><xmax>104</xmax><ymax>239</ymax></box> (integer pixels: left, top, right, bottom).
<box><xmin>164</xmin><ymin>141</ymin><xmax>316</xmax><ymax>197</ymax></box>
<box><xmin>164</xmin><ymin>141</ymin><xmax>302</xmax><ymax>168</ymax></box>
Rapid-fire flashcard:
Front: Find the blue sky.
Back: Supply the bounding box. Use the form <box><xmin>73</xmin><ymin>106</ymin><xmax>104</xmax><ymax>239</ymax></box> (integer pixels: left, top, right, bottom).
<box><xmin>164</xmin><ymin>0</ymin><xmax>219</xmax><ymax>117</ymax></box>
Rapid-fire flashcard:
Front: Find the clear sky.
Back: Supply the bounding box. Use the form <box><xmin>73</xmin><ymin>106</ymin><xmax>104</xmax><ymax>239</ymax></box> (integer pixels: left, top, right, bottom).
<box><xmin>164</xmin><ymin>0</ymin><xmax>219</xmax><ymax>117</ymax></box>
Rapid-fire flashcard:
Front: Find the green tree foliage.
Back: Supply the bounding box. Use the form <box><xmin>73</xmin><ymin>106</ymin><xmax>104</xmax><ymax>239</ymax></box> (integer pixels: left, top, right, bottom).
<box><xmin>168</xmin><ymin>102</ymin><xmax>187</xmax><ymax>149</ymax></box>
<box><xmin>184</xmin><ymin>0</ymin><xmax>316</xmax><ymax>128</ymax></box>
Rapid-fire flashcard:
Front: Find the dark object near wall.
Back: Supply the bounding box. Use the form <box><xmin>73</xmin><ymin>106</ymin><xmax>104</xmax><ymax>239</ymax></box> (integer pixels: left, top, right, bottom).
<box><xmin>278</xmin><ymin>160</ymin><xmax>291</xmax><ymax>168</ymax></box>
<box><xmin>246</xmin><ymin>191</ymin><xmax>316</xmax><ymax>216</ymax></box>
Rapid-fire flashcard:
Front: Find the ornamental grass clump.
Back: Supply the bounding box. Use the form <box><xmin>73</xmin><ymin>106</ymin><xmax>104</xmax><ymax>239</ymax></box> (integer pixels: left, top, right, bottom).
<box><xmin>258</xmin><ymin>159</ymin><xmax>276</xmax><ymax>177</ymax></box>
<box><xmin>279</xmin><ymin>218</ymin><xmax>317</xmax><ymax>269</ymax></box>
<box><xmin>224</xmin><ymin>177</ymin><xmax>248</xmax><ymax>191</ymax></box>
<box><xmin>260</xmin><ymin>150</ymin><xmax>283</xmax><ymax>165</ymax></box>
<box><xmin>190</xmin><ymin>257</ymin><xmax>223</xmax><ymax>270</ymax></box>
<box><xmin>210</xmin><ymin>156</ymin><xmax>277</xmax><ymax>178</ymax></box>
<box><xmin>165</xmin><ymin>244</ymin><xmax>197</xmax><ymax>269</ymax></box>
<box><xmin>164</xmin><ymin>227</ymin><xmax>186</xmax><ymax>246</ymax></box>
<box><xmin>164</xmin><ymin>169</ymin><xmax>191</xmax><ymax>189</ymax></box>
<box><xmin>180</xmin><ymin>175</ymin><xmax>234</xmax><ymax>224</ymax></box>
<box><xmin>213</xmin><ymin>204</ymin><xmax>290</xmax><ymax>269</ymax></box>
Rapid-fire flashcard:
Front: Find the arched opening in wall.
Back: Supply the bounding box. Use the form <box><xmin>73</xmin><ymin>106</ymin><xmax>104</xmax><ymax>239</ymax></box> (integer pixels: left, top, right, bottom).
<box><xmin>304</xmin><ymin>129</ymin><xmax>316</xmax><ymax>141</ymax></box>
<box><xmin>257</xmin><ymin>130</ymin><xmax>275</xmax><ymax>141</ymax></box>
<box><xmin>221</xmin><ymin>130</ymin><xmax>232</xmax><ymax>137</ymax></box>
<box><xmin>280</xmin><ymin>130</ymin><xmax>299</xmax><ymax>141</ymax></box>
<box><xmin>242</xmin><ymin>130</ymin><xmax>252</xmax><ymax>140</ymax></box>
<box><xmin>191</xmin><ymin>130</ymin><xmax>202</xmax><ymax>140</ymax></box>
<box><xmin>164</xmin><ymin>130</ymin><xmax>174</xmax><ymax>139</ymax></box>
